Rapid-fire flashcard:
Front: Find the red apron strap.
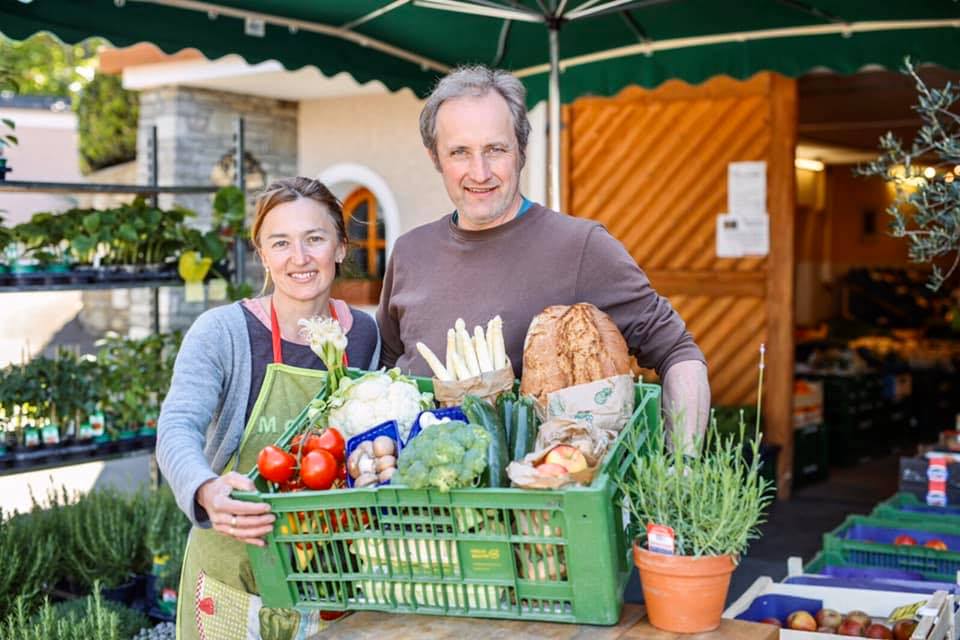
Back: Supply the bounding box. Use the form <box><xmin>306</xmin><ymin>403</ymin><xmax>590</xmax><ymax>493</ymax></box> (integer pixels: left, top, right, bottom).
<box><xmin>271</xmin><ymin>298</ymin><xmax>349</xmax><ymax>367</ymax></box>
<box><xmin>270</xmin><ymin>298</ymin><xmax>283</xmax><ymax>364</ymax></box>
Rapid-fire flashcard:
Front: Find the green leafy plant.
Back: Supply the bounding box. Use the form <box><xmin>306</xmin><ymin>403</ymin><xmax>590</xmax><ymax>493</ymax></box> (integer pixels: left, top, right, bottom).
<box><xmin>76</xmin><ymin>72</ymin><xmax>139</xmax><ymax>174</ymax></box>
<box><xmin>0</xmin><ymin>509</ymin><xmax>58</xmax><ymax>620</ymax></box>
<box><xmin>616</xmin><ymin>416</ymin><xmax>774</xmax><ymax>558</ymax></box>
<box><xmin>47</xmin><ymin>593</ymin><xmax>151</xmax><ymax>639</ymax></box>
<box><xmin>95</xmin><ymin>332</ymin><xmax>182</xmax><ymax>430</ymax></box>
<box><xmin>1</xmin><ymin>588</ymin><xmax>126</xmax><ymax>640</ymax></box>
<box><xmin>859</xmin><ymin>58</ymin><xmax>960</xmax><ymax>291</ymax></box>
<box><xmin>144</xmin><ymin>486</ymin><xmax>191</xmax><ymax>591</ymax></box>
<box><xmin>60</xmin><ymin>487</ymin><xmax>152</xmax><ymax>590</ymax></box>
<box><xmin>0</xmin><ymin>117</ymin><xmax>17</xmax><ymax>155</ymax></box>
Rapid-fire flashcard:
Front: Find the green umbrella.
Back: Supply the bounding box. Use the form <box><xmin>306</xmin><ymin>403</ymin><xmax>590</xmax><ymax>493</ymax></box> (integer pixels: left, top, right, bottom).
<box><xmin>3</xmin><ymin>1</ymin><xmax>958</xmax><ymax>207</ymax></box>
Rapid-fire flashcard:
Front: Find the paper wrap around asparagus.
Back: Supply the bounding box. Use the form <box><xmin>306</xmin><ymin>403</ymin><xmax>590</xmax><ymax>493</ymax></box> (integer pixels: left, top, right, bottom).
<box><xmin>416</xmin><ymin>316</ymin><xmax>514</xmax><ymax>406</ymax></box>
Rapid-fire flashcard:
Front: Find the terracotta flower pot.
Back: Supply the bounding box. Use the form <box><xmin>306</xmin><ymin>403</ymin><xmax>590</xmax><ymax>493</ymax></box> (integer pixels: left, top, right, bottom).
<box><xmin>633</xmin><ymin>543</ymin><xmax>736</xmax><ymax>633</ymax></box>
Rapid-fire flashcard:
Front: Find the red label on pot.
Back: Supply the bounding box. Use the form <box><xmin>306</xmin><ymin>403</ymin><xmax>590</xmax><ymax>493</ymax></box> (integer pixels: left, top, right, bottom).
<box><xmin>647</xmin><ymin>523</ymin><xmax>675</xmax><ymax>555</ymax></box>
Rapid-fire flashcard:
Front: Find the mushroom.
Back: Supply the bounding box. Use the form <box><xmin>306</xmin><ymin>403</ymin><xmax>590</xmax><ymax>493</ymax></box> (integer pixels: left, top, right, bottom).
<box><xmin>372</xmin><ymin>436</ymin><xmax>396</xmax><ymax>457</ymax></box>
<box><xmin>354</xmin><ymin>473</ymin><xmax>378</xmax><ymax>488</ymax></box>
<box><xmin>375</xmin><ymin>455</ymin><xmax>396</xmax><ymax>473</ymax></box>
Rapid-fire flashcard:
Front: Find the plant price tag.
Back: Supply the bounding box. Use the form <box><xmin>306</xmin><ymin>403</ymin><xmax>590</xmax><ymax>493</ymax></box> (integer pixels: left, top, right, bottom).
<box><xmin>24</xmin><ymin>428</ymin><xmax>40</xmax><ymax>448</ymax></box>
<box><xmin>90</xmin><ymin>413</ymin><xmax>105</xmax><ymax>437</ymax></box>
<box><xmin>647</xmin><ymin>523</ymin><xmax>675</xmax><ymax>555</ymax></box>
<box><xmin>41</xmin><ymin>425</ymin><xmax>60</xmax><ymax>445</ymax></box>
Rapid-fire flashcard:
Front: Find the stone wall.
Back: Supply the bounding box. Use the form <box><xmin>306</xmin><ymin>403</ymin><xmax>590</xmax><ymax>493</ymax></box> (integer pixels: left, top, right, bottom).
<box><xmin>80</xmin><ymin>86</ymin><xmax>295</xmax><ymax>337</ymax></box>
<box><xmin>137</xmin><ymin>86</ymin><xmax>297</xmax><ymax>221</ymax></box>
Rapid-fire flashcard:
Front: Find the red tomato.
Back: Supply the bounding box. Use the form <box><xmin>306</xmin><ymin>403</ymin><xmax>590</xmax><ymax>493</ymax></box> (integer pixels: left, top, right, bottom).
<box><xmin>338</xmin><ymin>463</ymin><xmax>347</xmax><ymax>483</ymax></box>
<box><xmin>257</xmin><ymin>445</ymin><xmax>296</xmax><ymax>484</ymax></box>
<box><xmin>279</xmin><ymin>478</ymin><xmax>304</xmax><ymax>493</ymax></box>
<box><xmin>317</xmin><ymin>428</ymin><xmax>346</xmax><ymax>463</ymax></box>
<box><xmin>924</xmin><ymin>539</ymin><xmax>949</xmax><ymax>551</ymax></box>
<box><xmin>893</xmin><ymin>534</ymin><xmax>917</xmax><ymax>546</ymax></box>
<box><xmin>290</xmin><ymin>433</ymin><xmax>323</xmax><ymax>456</ymax></box>
<box><xmin>300</xmin><ymin>449</ymin><xmax>338</xmax><ymax>490</ymax></box>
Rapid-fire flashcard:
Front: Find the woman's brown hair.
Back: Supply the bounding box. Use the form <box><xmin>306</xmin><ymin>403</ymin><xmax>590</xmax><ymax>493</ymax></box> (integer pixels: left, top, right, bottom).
<box><xmin>251</xmin><ymin>177</ymin><xmax>348</xmax><ymax>294</ymax></box>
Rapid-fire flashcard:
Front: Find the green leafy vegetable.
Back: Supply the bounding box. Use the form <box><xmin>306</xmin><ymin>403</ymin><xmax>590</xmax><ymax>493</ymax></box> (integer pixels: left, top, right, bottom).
<box><xmin>393</xmin><ymin>421</ymin><xmax>490</xmax><ymax>492</ymax></box>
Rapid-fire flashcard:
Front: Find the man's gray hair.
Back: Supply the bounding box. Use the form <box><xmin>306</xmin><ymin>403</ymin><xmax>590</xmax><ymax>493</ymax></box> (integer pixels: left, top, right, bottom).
<box><xmin>420</xmin><ymin>65</ymin><xmax>531</xmax><ymax>168</ymax></box>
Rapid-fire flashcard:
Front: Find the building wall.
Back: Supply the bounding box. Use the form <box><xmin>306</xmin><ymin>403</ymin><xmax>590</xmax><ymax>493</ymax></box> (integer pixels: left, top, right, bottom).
<box><xmin>794</xmin><ymin>166</ymin><xmax>911</xmax><ymax>325</ymax></box>
<box><xmin>137</xmin><ymin>86</ymin><xmax>298</xmax><ymax>222</ymax></box>
<box><xmin>93</xmin><ymin>86</ymin><xmax>301</xmax><ymax>337</ymax></box>
<box><xmin>0</xmin><ymin>106</ymin><xmax>81</xmax><ymax>223</ymax></box>
<box><xmin>563</xmin><ymin>73</ymin><xmax>797</xmax><ymax>495</ymax></box>
<box><xmin>298</xmin><ymin>91</ymin><xmax>545</xmax><ymax>246</ymax></box>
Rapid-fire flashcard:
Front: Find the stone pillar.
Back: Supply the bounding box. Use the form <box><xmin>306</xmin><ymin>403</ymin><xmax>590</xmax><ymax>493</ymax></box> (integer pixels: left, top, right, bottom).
<box><xmin>84</xmin><ymin>85</ymin><xmax>298</xmax><ymax>337</ymax></box>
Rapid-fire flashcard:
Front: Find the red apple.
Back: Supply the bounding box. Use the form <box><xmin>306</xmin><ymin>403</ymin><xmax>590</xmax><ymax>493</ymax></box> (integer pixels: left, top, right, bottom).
<box><xmin>891</xmin><ymin>619</ymin><xmax>917</xmax><ymax>640</ymax></box>
<box><xmin>838</xmin><ymin>617</ymin><xmax>866</xmax><ymax>636</ymax></box>
<box><xmin>847</xmin><ymin>611</ymin><xmax>871</xmax><ymax>626</ymax></box>
<box><xmin>924</xmin><ymin>538</ymin><xmax>948</xmax><ymax>551</ymax></box>
<box><xmin>816</xmin><ymin>608</ymin><xmax>843</xmax><ymax>629</ymax></box>
<box><xmin>544</xmin><ymin>445</ymin><xmax>588</xmax><ymax>473</ymax></box>
<box><xmin>786</xmin><ymin>610</ymin><xmax>818</xmax><ymax>631</ymax></box>
<box><xmin>759</xmin><ymin>617</ymin><xmax>781</xmax><ymax>627</ymax></box>
<box><xmin>536</xmin><ymin>462</ymin><xmax>569</xmax><ymax>477</ymax></box>
<box><xmin>893</xmin><ymin>534</ymin><xmax>917</xmax><ymax>546</ymax></box>
<box><xmin>865</xmin><ymin>623</ymin><xmax>892</xmax><ymax>639</ymax></box>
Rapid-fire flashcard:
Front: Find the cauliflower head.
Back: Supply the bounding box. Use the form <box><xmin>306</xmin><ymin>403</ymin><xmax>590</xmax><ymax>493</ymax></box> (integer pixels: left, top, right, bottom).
<box><xmin>326</xmin><ymin>368</ymin><xmax>432</xmax><ymax>439</ymax></box>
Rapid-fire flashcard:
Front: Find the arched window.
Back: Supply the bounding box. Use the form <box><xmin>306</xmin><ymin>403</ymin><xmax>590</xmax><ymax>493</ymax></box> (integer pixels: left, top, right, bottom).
<box><xmin>342</xmin><ymin>187</ymin><xmax>386</xmax><ymax>280</ymax></box>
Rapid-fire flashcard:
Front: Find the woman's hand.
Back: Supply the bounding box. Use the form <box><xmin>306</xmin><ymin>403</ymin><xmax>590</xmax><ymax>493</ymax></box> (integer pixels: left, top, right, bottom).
<box><xmin>196</xmin><ymin>472</ymin><xmax>276</xmax><ymax>546</ymax></box>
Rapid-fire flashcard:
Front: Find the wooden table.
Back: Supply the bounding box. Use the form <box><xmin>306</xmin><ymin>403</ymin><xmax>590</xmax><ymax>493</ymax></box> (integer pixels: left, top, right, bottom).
<box><xmin>315</xmin><ymin>604</ymin><xmax>779</xmax><ymax>639</ymax></box>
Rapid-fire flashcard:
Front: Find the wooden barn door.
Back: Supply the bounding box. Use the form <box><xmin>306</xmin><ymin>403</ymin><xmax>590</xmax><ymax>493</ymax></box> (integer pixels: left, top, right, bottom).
<box><xmin>563</xmin><ymin>73</ymin><xmax>797</xmax><ymax>496</ymax></box>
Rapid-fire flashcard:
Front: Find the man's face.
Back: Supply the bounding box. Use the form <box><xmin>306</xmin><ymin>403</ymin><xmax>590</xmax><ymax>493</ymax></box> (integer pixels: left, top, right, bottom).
<box><xmin>432</xmin><ymin>91</ymin><xmax>523</xmax><ymax>231</ymax></box>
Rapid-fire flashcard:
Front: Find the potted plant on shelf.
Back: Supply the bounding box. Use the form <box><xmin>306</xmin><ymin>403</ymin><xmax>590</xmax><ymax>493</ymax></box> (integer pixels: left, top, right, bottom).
<box><xmin>616</xmin><ymin>350</ymin><xmax>774</xmax><ymax>634</ymax></box>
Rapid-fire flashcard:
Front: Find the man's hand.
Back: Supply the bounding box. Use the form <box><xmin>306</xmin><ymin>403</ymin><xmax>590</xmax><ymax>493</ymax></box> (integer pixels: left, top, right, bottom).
<box><xmin>662</xmin><ymin>360</ymin><xmax>710</xmax><ymax>455</ymax></box>
<box><xmin>196</xmin><ymin>472</ymin><xmax>275</xmax><ymax>546</ymax></box>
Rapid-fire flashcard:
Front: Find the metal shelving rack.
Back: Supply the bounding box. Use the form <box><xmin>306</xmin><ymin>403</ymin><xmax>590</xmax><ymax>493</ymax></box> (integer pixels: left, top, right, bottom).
<box><xmin>0</xmin><ymin>119</ymin><xmax>249</xmax><ymax>332</ymax></box>
<box><xmin>0</xmin><ymin>118</ymin><xmax>250</xmax><ymax>476</ymax></box>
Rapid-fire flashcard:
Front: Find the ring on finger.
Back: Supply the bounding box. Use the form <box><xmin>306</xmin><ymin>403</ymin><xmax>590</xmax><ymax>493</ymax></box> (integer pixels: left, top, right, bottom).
<box><xmin>231</xmin><ymin>515</ymin><xmax>237</xmax><ymax>527</ymax></box>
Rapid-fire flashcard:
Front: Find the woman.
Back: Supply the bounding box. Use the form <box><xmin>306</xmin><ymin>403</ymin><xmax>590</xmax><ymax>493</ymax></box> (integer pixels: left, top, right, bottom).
<box><xmin>157</xmin><ymin>177</ymin><xmax>379</xmax><ymax>640</ymax></box>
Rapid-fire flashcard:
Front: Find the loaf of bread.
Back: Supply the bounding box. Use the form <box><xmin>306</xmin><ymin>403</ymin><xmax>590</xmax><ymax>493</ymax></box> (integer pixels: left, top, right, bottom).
<box><xmin>519</xmin><ymin>303</ymin><xmax>632</xmax><ymax>409</ymax></box>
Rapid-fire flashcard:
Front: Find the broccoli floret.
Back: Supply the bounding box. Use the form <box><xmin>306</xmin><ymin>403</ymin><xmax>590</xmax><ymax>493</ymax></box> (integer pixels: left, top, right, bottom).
<box><xmin>394</xmin><ymin>421</ymin><xmax>489</xmax><ymax>492</ymax></box>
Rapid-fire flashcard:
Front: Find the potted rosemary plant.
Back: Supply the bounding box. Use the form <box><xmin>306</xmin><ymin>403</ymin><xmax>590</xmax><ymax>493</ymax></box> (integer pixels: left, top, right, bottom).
<box><xmin>616</xmin><ymin>349</ymin><xmax>774</xmax><ymax>633</ymax></box>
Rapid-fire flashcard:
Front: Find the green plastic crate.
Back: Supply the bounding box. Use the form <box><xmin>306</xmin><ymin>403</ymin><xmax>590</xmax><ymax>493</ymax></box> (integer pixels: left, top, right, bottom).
<box><xmin>873</xmin><ymin>492</ymin><xmax>960</xmax><ymax>528</ymax></box>
<box><xmin>235</xmin><ymin>379</ymin><xmax>661</xmax><ymax>625</ymax></box>
<box><xmin>822</xmin><ymin>514</ymin><xmax>960</xmax><ymax>582</ymax></box>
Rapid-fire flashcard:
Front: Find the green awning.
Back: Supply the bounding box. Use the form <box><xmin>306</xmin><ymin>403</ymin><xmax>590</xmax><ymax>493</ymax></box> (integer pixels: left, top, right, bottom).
<box><xmin>3</xmin><ymin>1</ymin><xmax>958</xmax><ymax>106</ymax></box>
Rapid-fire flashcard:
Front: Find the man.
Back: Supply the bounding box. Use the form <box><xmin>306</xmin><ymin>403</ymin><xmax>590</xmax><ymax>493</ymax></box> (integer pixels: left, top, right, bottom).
<box><xmin>377</xmin><ymin>65</ymin><xmax>709</xmax><ymax>443</ymax></box>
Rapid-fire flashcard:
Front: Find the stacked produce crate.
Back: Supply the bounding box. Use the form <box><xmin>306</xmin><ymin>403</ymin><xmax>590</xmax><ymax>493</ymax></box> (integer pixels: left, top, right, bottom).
<box><xmin>724</xmin><ymin>490</ymin><xmax>960</xmax><ymax>638</ymax></box>
<box><xmin>793</xmin><ymin>378</ymin><xmax>828</xmax><ymax>488</ymax></box>
<box><xmin>814</xmin><ymin>374</ymin><xmax>878</xmax><ymax>466</ymax></box>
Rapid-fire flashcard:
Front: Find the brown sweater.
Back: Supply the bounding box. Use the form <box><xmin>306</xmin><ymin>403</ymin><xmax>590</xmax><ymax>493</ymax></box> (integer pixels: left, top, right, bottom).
<box><xmin>377</xmin><ymin>203</ymin><xmax>704</xmax><ymax>378</ymax></box>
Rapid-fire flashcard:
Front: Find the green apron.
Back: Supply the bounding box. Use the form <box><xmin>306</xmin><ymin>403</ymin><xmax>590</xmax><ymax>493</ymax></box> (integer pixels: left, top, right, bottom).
<box><xmin>176</xmin><ymin>363</ymin><xmax>332</xmax><ymax>640</ymax></box>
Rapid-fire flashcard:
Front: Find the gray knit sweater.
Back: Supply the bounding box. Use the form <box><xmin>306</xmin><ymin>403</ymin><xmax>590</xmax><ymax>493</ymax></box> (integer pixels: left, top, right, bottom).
<box><xmin>157</xmin><ymin>302</ymin><xmax>380</xmax><ymax>526</ymax></box>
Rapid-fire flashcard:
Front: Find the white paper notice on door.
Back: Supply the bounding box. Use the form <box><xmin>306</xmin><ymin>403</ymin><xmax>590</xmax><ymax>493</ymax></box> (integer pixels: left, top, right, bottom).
<box><xmin>716</xmin><ymin>213</ymin><xmax>770</xmax><ymax>257</ymax></box>
<box><xmin>728</xmin><ymin>161</ymin><xmax>767</xmax><ymax>218</ymax></box>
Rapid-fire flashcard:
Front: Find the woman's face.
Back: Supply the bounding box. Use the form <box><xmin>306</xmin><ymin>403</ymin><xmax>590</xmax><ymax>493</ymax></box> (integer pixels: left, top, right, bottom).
<box><xmin>257</xmin><ymin>197</ymin><xmax>345</xmax><ymax>304</ymax></box>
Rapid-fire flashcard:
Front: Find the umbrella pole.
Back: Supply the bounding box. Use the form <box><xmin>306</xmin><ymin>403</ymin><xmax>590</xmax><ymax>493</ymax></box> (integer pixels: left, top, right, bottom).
<box><xmin>548</xmin><ymin>25</ymin><xmax>562</xmax><ymax>212</ymax></box>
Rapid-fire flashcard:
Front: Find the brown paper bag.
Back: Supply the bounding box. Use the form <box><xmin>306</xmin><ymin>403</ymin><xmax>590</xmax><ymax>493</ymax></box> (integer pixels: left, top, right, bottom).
<box><xmin>506</xmin><ymin>419</ymin><xmax>612</xmax><ymax>489</ymax></box>
<box><xmin>542</xmin><ymin>374</ymin><xmax>635</xmax><ymax>432</ymax></box>
<box><xmin>433</xmin><ymin>365</ymin><xmax>515</xmax><ymax>407</ymax></box>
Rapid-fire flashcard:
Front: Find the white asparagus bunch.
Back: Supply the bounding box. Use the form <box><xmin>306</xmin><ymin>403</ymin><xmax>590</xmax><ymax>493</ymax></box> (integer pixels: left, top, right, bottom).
<box><xmin>416</xmin><ymin>315</ymin><xmax>507</xmax><ymax>381</ymax></box>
